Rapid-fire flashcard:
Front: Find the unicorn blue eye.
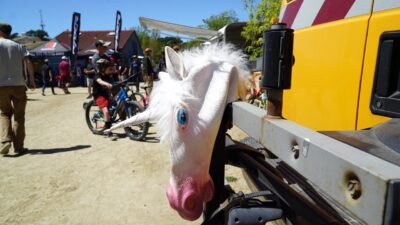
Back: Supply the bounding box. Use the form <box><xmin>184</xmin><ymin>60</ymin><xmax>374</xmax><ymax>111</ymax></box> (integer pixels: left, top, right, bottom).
<box><xmin>177</xmin><ymin>108</ymin><xmax>188</xmax><ymax>128</ymax></box>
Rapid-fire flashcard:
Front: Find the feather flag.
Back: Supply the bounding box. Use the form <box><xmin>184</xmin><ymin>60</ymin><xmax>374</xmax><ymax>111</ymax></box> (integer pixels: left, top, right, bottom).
<box><xmin>70</xmin><ymin>12</ymin><xmax>81</xmax><ymax>71</ymax></box>
<box><xmin>114</xmin><ymin>11</ymin><xmax>122</xmax><ymax>52</ymax></box>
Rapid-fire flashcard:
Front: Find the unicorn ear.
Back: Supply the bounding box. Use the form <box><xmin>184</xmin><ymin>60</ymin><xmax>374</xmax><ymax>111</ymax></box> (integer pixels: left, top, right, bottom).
<box><xmin>198</xmin><ymin>63</ymin><xmax>236</xmax><ymax>125</ymax></box>
<box><xmin>165</xmin><ymin>46</ymin><xmax>187</xmax><ymax>79</ymax></box>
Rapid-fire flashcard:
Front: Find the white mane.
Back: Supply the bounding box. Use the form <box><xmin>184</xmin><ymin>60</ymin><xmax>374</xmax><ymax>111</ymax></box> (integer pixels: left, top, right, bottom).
<box><xmin>180</xmin><ymin>43</ymin><xmax>249</xmax><ymax>73</ymax></box>
<box><xmin>147</xmin><ymin>44</ymin><xmax>250</xmax><ymax>143</ymax></box>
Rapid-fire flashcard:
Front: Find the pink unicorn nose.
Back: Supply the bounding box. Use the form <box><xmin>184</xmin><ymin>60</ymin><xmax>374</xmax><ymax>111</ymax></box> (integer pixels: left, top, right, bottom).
<box><xmin>166</xmin><ymin>178</ymin><xmax>215</xmax><ymax>221</ymax></box>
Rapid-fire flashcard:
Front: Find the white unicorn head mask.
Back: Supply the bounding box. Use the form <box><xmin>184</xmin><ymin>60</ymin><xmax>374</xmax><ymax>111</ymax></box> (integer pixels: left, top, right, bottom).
<box><xmin>107</xmin><ymin>44</ymin><xmax>249</xmax><ymax>220</ymax></box>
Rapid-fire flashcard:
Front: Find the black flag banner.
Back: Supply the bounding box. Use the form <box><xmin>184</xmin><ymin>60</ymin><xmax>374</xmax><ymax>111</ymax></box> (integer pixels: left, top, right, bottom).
<box><xmin>70</xmin><ymin>12</ymin><xmax>81</xmax><ymax>71</ymax></box>
<box><xmin>114</xmin><ymin>11</ymin><xmax>122</xmax><ymax>52</ymax></box>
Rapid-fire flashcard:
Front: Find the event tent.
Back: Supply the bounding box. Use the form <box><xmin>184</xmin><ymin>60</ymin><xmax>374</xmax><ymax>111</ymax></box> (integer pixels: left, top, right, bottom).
<box><xmin>29</xmin><ymin>39</ymin><xmax>69</xmax><ymax>57</ymax></box>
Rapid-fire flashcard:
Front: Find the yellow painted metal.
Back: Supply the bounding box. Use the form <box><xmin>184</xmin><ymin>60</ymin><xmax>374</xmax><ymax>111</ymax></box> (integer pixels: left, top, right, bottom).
<box><xmin>356</xmin><ymin>8</ymin><xmax>400</xmax><ymax>129</ymax></box>
<box><xmin>282</xmin><ymin>0</ymin><xmax>296</xmax><ymax>6</ymax></box>
<box><xmin>282</xmin><ymin>15</ymin><xmax>371</xmax><ymax>130</ymax></box>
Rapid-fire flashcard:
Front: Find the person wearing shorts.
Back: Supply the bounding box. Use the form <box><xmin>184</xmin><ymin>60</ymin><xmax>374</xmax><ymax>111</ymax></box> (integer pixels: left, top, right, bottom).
<box><xmin>143</xmin><ymin>48</ymin><xmax>154</xmax><ymax>94</ymax></box>
<box><xmin>59</xmin><ymin>56</ymin><xmax>71</xmax><ymax>94</ymax></box>
<box><xmin>92</xmin><ymin>58</ymin><xmax>114</xmax><ymax>134</ymax></box>
<box><xmin>84</xmin><ymin>56</ymin><xmax>95</xmax><ymax>98</ymax></box>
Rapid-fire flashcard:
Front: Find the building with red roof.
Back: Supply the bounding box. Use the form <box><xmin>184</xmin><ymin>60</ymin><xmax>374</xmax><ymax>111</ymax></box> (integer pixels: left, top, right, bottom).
<box><xmin>28</xmin><ymin>29</ymin><xmax>142</xmax><ymax>85</ymax></box>
<box><xmin>55</xmin><ymin>29</ymin><xmax>143</xmax><ymax>62</ymax></box>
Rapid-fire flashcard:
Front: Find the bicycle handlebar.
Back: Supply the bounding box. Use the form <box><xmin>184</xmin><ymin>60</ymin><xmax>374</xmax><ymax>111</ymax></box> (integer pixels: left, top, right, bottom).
<box><xmin>113</xmin><ymin>75</ymin><xmax>137</xmax><ymax>87</ymax></box>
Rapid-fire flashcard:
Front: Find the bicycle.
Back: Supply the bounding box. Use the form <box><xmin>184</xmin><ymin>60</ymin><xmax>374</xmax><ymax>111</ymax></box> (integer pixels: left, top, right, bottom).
<box><xmin>84</xmin><ymin>78</ymin><xmax>149</xmax><ymax>141</ymax></box>
<box><xmin>246</xmin><ymin>71</ymin><xmax>267</xmax><ymax>109</ymax></box>
<box><xmin>126</xmin><ymin>82</ymin><xmax>148</xmax><ymax>109</ymax></box>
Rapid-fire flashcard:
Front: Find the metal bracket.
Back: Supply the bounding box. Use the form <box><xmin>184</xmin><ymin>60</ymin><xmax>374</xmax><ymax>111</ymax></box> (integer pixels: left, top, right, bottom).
<box><xmin>232</xmin><ymin>102</ymin><xmax>400</xmax><ymax>225</ymax></box>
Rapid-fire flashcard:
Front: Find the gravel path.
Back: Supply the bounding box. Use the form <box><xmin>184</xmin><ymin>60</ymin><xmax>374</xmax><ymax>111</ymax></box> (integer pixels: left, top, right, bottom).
<box><xmin>0</xmin><ymin>87</ymin><xmax>250</xmax><ymax>225</ymax></box>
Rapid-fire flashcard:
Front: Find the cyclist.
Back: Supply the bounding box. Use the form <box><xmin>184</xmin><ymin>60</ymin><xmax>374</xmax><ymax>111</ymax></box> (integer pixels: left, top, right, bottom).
<box><xmin>92</xmin><ymin>58</ymin><xmax>116</xmax><ymax>139</ymax></box>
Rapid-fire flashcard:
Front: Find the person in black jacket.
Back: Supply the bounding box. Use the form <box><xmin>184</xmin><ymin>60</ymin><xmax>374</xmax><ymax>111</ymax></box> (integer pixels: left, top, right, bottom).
<box><xmin>41</xmin><ymin>59</ymin><xmax>56</xmax><ymax>96</ymax></box>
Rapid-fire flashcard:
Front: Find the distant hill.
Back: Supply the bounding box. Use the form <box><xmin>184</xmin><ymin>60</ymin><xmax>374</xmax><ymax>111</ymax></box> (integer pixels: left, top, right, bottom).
<box><xmin>13</xmin><ymin>36</ymin><xmax>47</xmax><ymax>50</ymax></box>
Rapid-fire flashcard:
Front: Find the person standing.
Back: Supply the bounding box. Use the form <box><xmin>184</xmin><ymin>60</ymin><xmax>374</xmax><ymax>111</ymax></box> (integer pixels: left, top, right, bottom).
<box><xmin>92</xmin><ymin>40</ymin><xmax>111</xmax><ymax>73</ymax></box>
<box><xmin>172</xmin><ymin>45</ymin><xmax>180</xmax><ymax>52</ymax></box>
<box><xmin>41</xmin><ymin>59</ymin><xmax>56</xmax><ymax>96</ymax></box>
<box><xmin>142</xmin><ymin>48</ymin><xmax>155</xmax><ymax>94</ymax></box>
<box><xmin>84</xmin><ymin>56</ymin><xmax>95</xmax><ymax>98</ymax></box>
<box><xmin>59</xmin><ymin>56</ymin><xmax>71</xmax><ymax>94</ymax></box>
<box><xmin>110</xmin><ymin>52</ymin><xmax>123</xmax><ymax>81</ymax></box>
<box><xmin>129</xmin><ymin>55</ymin><xmax>141</xmax><ymax>92</ymax></box>
<box><xmin>75</xmin><ymin>63</ymin><xmax>84</xmax><ymax>87</ymax></box>
<box><xmin>0</xmin><ymin>23</ymin><xmax>35</xmax><ymax>155</ymax></box>
<box><xmin>117</xmin><ymin>58</ymin><xmax>129</xmax><ymax>82</ymax></box>
<box><xmin>158</xmin><ymin>51</ymin><xmax>167</xmax><ymax>73</ymax></box>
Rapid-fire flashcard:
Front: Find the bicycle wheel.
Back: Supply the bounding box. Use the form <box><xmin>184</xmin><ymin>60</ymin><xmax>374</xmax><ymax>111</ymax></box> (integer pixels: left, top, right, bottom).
<box><xmin>123</xmin><ymin>101</ymin><xmax>149</xmax><ymax>141</ymax></box>
<box><xmin>85</xmin><ymin>100</ymin><xmax>106</xmax><ymax>134</ymax></box>
<box><xmin>246</xmin><ymin>94</ymin><xmax>256</xmax><ymax>105</ymax></box>
<box><xmin>131</xmin><ymin>92</ymin><xmax>147</xmax><ymax>109</ymax></box>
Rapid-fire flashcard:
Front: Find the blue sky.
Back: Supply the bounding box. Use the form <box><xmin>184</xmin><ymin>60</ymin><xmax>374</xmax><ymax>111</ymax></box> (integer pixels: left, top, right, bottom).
<box><xmin>0</xmin><ymin>0</ymin><xmax>251</xmax><ymax>38</ymax></box>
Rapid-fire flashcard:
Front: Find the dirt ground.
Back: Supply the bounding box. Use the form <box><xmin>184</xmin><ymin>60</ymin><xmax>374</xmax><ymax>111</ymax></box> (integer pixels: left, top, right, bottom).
<box><xmin>0</xmin><ymin>87</ymin><xmax>251</xmax><ymax>225</ymax></box>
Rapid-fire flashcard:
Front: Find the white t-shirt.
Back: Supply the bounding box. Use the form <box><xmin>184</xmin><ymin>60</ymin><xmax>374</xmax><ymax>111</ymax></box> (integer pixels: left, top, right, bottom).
<box><xmin>0</xmin><ymin>38</ymin><xmax>27</xmax><ymax>87</ymax></box>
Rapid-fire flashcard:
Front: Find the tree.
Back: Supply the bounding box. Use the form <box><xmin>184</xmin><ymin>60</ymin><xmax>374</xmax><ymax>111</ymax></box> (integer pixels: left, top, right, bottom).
<box><xmin>158</xmin><ymin>36</ymin><xmax>183</xmax><ymax>47</ymax></box>
<box><xmin>183</xmin><ymin>37</ymin><xmax>207</xmax><ymax>49</ymax></box>
<box><xmin>25</xmin><ymin>29</ymin><xmax>50</xmax><ymax>41</ymax></box>
<box><xmin>10</xmin><ymin>33</ymin><xmax>19</xmax><ymax>40</ymax></box>
<box><xmin>201</xmin><ymin>10</ymin><xmax>239</xmax><ymax>31</ymax></box>
<box><xmin>241</xmin><ymin>0</ymin><xmax>281</xmax><ymax>59</ymax></box>
<box><xmin>134</xmin><ymin>26</ymin><xmax>175</xmax><ymax>62</ymax></box>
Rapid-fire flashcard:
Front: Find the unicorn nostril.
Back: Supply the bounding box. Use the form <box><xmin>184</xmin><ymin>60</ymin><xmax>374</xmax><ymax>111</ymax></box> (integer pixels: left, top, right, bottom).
<box><xmin>166</xmin><ymin>178</ymin><xmax>214</xmax><ymax>220</ymax></box>
<box><xmin>184</xmin><ymin>195</ymin><xmax>195</xmax><ymax>210</ymax></box>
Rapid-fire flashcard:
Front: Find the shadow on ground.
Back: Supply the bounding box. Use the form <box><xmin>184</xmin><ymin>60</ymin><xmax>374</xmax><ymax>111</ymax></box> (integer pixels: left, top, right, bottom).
<box><xmin>3</xmin><ymin>145</ymin><xmax>91</xmax><ymax>158</ymax></box>
<box><xmin>143</xmin><ymin>136</ymin><xmax>160</xmax><ymax>143</ymax></box>
<box><xmin>110</xmin><ymin>132</ymin><xmax>159</xmax><ymax>143</ymax></box>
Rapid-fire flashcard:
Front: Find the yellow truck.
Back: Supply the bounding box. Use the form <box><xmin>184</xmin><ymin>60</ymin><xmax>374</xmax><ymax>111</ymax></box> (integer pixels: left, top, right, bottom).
<box><xmin>279</xmin><ymin>0</ymin><xmax>400</xmax><ymax>130</ymax></box>
<box><xmin>203</xmin><ymin>1</ymin><xmax>400</xmax><ymax>225</ymax></box>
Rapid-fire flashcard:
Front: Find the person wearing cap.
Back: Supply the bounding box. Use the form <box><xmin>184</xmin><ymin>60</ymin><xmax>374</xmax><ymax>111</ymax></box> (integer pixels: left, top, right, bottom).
<box><xmin>84</xmin><ymin>56</ymin><xmax>95</xmax><ymax>98</ymax></box>
<box><xmin>92</xmin><ymin>40</ymin><xmax>111</xmax><ymax>74</ymax></box>
<box><xmin>92</xmin><ymin>58</ymin><xmax>116</xmax><ymax>139</ymax></box>
<box><xmin>58</xmin><ymin>56</ymin><xmax>71</xmax><ymax>94</ymax></box>
<box><xmin>0</xmin><ymin>23</ymin><xmax>36</xmax><ymax>155</ymax></box>
<box><xmin>142</xmin><ymin>47</ymin><xmax>155</xmax><ymax>94</ymax></box>
<box><xmin>41</xmin><ymin>58</ymin><xmax>56</xmax><ymax>96</ymax></box>
<box><xmin>129</xmin><ymin>55</ymin><xmax>141</xmax><ymax>92</ymax></box>
<box><xmin>172</xmin><ymin>45</ymin><xmax>181</xmax><ymax>52</ymax></box>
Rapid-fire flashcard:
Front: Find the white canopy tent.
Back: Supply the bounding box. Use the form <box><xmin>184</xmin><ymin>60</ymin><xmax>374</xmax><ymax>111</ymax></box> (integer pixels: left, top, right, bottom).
<box><xmin>139</xmin><ymin>17</ymin><xmax>218</xmax><ymax>40</ymax></box>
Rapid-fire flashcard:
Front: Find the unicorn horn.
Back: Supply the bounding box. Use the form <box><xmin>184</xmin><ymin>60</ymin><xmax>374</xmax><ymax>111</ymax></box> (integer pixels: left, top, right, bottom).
<box><xmin>104</xmin><ymin>109</ymin><xmax>153</xmax><ymax>133</ymax></box>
